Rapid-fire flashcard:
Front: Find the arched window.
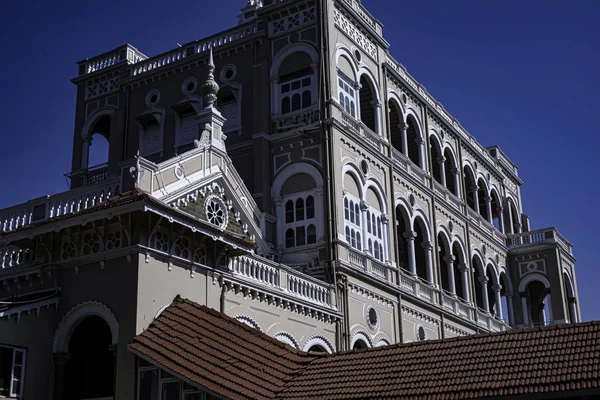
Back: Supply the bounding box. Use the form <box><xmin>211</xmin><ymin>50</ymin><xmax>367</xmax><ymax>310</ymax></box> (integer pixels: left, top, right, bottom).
<box><xmin>490</xmin><ymin>190</ymin><xmax>502</xmax><ymax>232</ymax></box>
<box><xmin>438</xmin><ymin>233</ymin><xmax>451</xmax><ymax>292</ymax></box>
<box><xmin>477</xmin><ymin>179</ymin><xmax>489</xmax><ymax>221</ymax></box>
<box><xmin>337</xmin><ymin>55</ymin><xmax>357</xmax><ymax>118</ymax></box>
<box><xmin>359</xmin><ymin>75</ymin><xmax>377</xmax><ymax>133</ymax></box>
<box><xmin>87</xmin><ymin>116</ymin><xmax>110</xmax><ymax>169</ymax></box>
<box><xmin>444</xmin><ymin>148</ymin><xmax>458</xmax><ymax>196</ymax></box>
<box><xmin>279</xmin><ymin>172</ymin><xmax>319</xmax><ymax>249</ymax></box>
<box><xmin>430</xmin><ymin>137</ymin><xmax>443</xmax><ymax>184</ymax></box>
<box><xmin>344</xmin><ymin>194</ymin><xmax>362</xmax><ymax>251</ymax></box>
<box><xmin>389</xmin><ymin>99</ymin><xmax>404</xmax><ymax>154</ymax></box>
<box><xmin>218</xmin><ymin>85</ymin><xmax>241</xmax><ymax>133</ymax></box>
<box><xmin>464</xmin><ymin>166</ymin><xmax>477</xmax><ymax>211</ymax></box>
<box><xmin>396</xmin><ymin>206</ymin><xmax>410</xmax><ymax>273</ymax></box>
<box><xmin>365</xmin><ymin>187</ymin><xmax>384</xmax><ymax>262</ymax></box>
<box><xmin>353</xmin><ymin>339</ymin><xmax>368</xmax><ymax>350</ymax></box>
<box><xmin>63</xmin><ymin>316</ymin><xmax>115</xmax><ymax>400</ymax></box>
<box><xmin>564</xmin><ymin>272</ymin><xmax>578</xmax><ymax>323</ymax></box>
<box><xmin>276</xmin><ymin>52</ymin><xmax>315</xmax><ymax>115</ymax></box>
<box><xmin>413</xmin><ymin>218</ymin><xmax>430</xmax><ymax>282</ymax></box>
<box><xmin>452</xmin><ymin>242</ymin><xmax>468</xmax><ymax>301</ymax></box>
<box><xmin>525</xmin><ymin>280</ymin><xmax>551</xmax><ymax>327</ymax></box>
<box><xmin>406</xmin><ymin>115</ymin><xmax>422</xmax><ymax>167</ymax></box>
<box><xmin>473</xmin><ymin>259</ymin><xmax>486</xmax><ymax>310</ymax></box>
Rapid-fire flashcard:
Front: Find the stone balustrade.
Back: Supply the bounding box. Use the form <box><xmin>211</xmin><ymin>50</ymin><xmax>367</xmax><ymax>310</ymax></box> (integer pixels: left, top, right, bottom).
<box><xmin>78</xmin><ymin>44</ymin><xmax>147</xmax><ymax>76</ymax></box>
<box><xmin>506</xmin><ymin>228</ymin><xmax>573</xmax><ymax>255</ymax></box>
<box><xmin>229</xmin><ymin>255</ymin><xmax>334</xmax><ymax>308</ymax></box>
<box><xmin>0</xmin><ymin>177</ymin><xmax>120</xmax><ymax>234</ymax></box>
<box><xmin>476</xmin><ymin>308</ymin><xmax>510</xmax><ymax>332</ymax></box>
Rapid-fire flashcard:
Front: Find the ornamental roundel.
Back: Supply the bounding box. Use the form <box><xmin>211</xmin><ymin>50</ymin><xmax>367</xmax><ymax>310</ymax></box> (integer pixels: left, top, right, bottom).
<box><xmin>204</xmin><ymin>195</ymin><xmax>228</xmax><ymax>229</ymax></box>
<box><xmin>181</xmin><ymin>77</ymin><xmax>198</xmax><ymax>95</ymax></box>
<box><xmin>366</xmin><ymin>306</ymin><xmax>379</xmax><ymax>331</ymax></box>
<box><xmin>145</xmin><ymin>89</ymin><xmax>161</xmax><ymax>108</ymax></box>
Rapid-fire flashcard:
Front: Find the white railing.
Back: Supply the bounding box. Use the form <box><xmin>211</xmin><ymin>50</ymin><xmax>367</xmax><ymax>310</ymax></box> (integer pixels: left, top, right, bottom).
<box><xmin>391</xmin><ymin>147</ymin><xmax>429</xmax><ymax>187</ymax></box>
<box><xmin>398</xmin><ymin>270</ymin><xmax>438</xmax><ymax>304</ymax></box>
<box><xmin>0</xmin><ymin>177</ymin><xmax>120</xmax><ymax>233</ymax></box>
<box><xmin>348</xmin><ymin>249</ymin><xmax>366</xmax><ymax>270</ymax></box>
<box><xmin>229</xmin><ymin>255</ymin><xmax>334</xmax><ymax>308</ymax></box>
<box><xmin>272</xmin><ymin>109</ymin><xmax>320</xmax><ymax>133</ymax></box>
<box><xmin>1</xmin><ymin>246</ymin><xmax>33</xmax><ymax>270</ymax></box>
<box><xmin>370</xmin><ymin>260</ymin><xmax>389</xmax><ymax>280</ymax></box>
<box><xmin>229</xmin><ymin>255</ymin><xmax>280</xmax><ymax>288</ymax></box>
<box><xmin>476</xmin><ymin>309</ymin><xmax>509</xmax><ymax>332</ymax></box>
<box><xmin>131</xmin><ymin>23</ymin><xmax>258</xmax><ymax>77</ymax></box>
<box><xmin>78</xmin><ymin>44</ymin><xmax>146</xmax><ymax>75</ymax></box>
<box><xmin>506</xmin><ymin>228</ymin><xmax>573</xmax><ymax>255</ymax></box>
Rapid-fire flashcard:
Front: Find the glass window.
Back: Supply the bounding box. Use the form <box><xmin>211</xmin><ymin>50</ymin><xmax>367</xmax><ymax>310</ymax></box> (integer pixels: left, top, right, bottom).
<box><xmin>280</xmin><ymin>75</ymin><xmax>314</xmax><ymax>114</ymax></box>
<box><xmin>139</xmin><ymin>369</ymin><xmax>159</xmax><ymax>400</ymax></box>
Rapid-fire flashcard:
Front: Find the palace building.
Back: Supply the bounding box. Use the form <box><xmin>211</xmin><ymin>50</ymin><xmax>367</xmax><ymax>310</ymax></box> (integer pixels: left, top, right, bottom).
<box><xmin>0</xmin><ymin>0</ymin><xmax>582</xmax><ymax>399</ymax></box>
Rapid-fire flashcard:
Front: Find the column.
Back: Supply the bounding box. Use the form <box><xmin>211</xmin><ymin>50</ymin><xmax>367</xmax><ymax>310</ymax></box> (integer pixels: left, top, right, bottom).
<box><xmin>507</xmin><ymin>296</ymin><xmax>515</xmax><ymax>326</ymax></box>
<box><xmin>444</xmin><ymin>255</ymin><xmax>456</xmax><ymax>295</ymax></box>
<box><xmin>360</xmin><ymin>201</ymin><xmax>369</xmax><ymax>253</ymax></box>
<box><xmin>515</xmin><ymin>222</ymin><xmax>523</xmax><ymax>234</ymax></box>
<box><xmin>401</xmin><ymin>123</ymin><xmax>409</xmax><ymax>157</ymax></box>
<box><xmin>568</xmin><ymin>297</ymin><xmax>578</xmax><ymax>323</ymax></box>
<box><xmin>451</xmin><ymin>167</ymin><xmax>461</xmax><ymax>198</ymax></box>
<box><xmin>53</xmin><ymin>352</ymin><xmax>70</xmax><ymax>400</ymax></box>
<box><xmin>403</xmin><ymin>231</ymin><xmax>417</xmax><ymax>276</ymax></box>
<box><xmin>473</xmin><ymin>185</ymin><xmax>480</xmax><ymax>214</ymax></box>
<box><xmin>497</xmin><ymin>206</ymin><xmax>505</xmax><ymax>233</ymax></box>
<box><xmin>373</xmin><ymin>100</ymin><xmax>383</xmax><ymax>136</ymax></box>
<box><xmin>479</xmin><ymin>275</ymin><xmax>490</xmax><ymax>312</ymax></box>
<box><xmin>539</xmin><ymin>303</ymin><xmax>547</xmax><ymax>326</ymax></box>
<box><xmin>381</xmin><ymin>213</ymin><xmax>390</xmax><ymax>262</ymax></box>
<box><xmin>417</xmin><ymin>137</ymin><xmax>426</xmax><ymax>169</ymax></box>
<box><xmin>485</xmin><ymin>196</ymin><xmax>493</xmax><ymax>223</ymax></box>
<box><xmin>458</xmin><ymin>263</ymin><xmax>470</xmax><ymax>302</ymax></box>
<box><xmin>438</xmin><ymin>156</ymin><xmax>447</xmax><ymax>187</ymax></box>
<box><xmin>81</xmin><ymin>137</ymin><xmax>92</xmax><ymax>170</ymax></box>
<box><xmin>422</xmin><ymin>241</ymin><xmax>434</xmax><ymax>284</ymax></box>
<box><xmin>521</xmin><ymin>293</ymin><xmax>530</xmax><ymax>327</ymax></box>
<box><xmin>492</xmin><ymin>284</ymin><xmax>503</xmax><ymax>320</ymax></box>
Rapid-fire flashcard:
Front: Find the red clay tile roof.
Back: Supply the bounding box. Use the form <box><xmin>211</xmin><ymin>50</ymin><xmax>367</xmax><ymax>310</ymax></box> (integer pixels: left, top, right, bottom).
<box><xmin>130</xmin><ymin>298</ymin><xmax>600</xmax><ymax>400</ymax></box>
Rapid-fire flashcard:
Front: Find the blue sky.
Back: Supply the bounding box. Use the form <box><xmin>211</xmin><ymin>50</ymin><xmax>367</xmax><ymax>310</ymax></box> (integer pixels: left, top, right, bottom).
<box><xmin>0</xmin><ymin>1</ymin><xmax>598</xmax><ymax>320</ymax></box>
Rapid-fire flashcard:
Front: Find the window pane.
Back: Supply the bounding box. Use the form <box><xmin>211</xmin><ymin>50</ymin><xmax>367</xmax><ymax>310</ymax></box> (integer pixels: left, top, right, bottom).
<box><xmin>286</xmin><ymin>229</ymin><xmax>295</xmax><ymax>248</ymax></box>
<box><xmin>14</xmin><ymin>351</ymin><xmax>23</xmax><ymax>366</ymax></box>
<box><xmin>350</xmin><ymin>101</ymin><xmax>356</xmax><ymax>118</ymax></box>
<box><xmin>11</xmin><ymin>380</ymin><xmax>20</xmax><ymax>396</ymax></box>
<box><xmin>302</xmin><ymin>90</ymin><xmax>311</xmax><ymax>108</ymax></box>
<box><xmin>307</xmin><ymin>225</ymin><xmax>316</xmax><ymax>244</ymax></box>
<box><xmin>291</xmin><ymin>80</ymin><xmax>301</xmax><ymax>90</ymax></box>
<box><xmin>292</xmin><ymin>93</ymin><xmax>301</xmax><ymax>111</ymax></box>
<box><xmin>306</xmin><ymin>196</ymin><xmax>314</xmax><ymax>219</ymax></box>
<box><xmin>282</xmin><ymin>97</ymin><xmax>291</xmax><ymax>114</ymax></box>
<box><xmin>295</xmin><ymin>198</ymin><xmax>305</xmax><ymax>221</ymax></box>
<box><xmin>286</xmin><ymin>200</ymin><xmax>294</xmax><ymax>223</ymax></box>
<box><xmin>296</xmin><ymin>226</ymin><xmax>306</xmax><ymax>246</ymax></box>
<box><xmin>354</xmin><ymin>204</ymin><xmax>360</xmax><ymax>226</ymax></box>
<box><xmin>356</xmin><ymin>233</ymin><xmax>361</xmax><ymax>250</ymax></box>
<box><xmin>282</xmin><ymin>84</ymin><xmax>290</xmax><ymax>93</ymax></box>
<box><xmin>345</xmin><ymin>227</ymin><xmax>351</xmax><ymax>243</ymax></box>
<box><xmin>302</xmin><ymin>77</ymin><xmax>311</xmax><ymax>87</ymax></box>
<box><xmin>162</xmin><ymin>381</ymin><xmax>181</xmax><ymax>400</ymax></box>
<box><xmin>139</xmin><ymin>369</ymin><xmax>159</xmax><ymax>400</ymax></box>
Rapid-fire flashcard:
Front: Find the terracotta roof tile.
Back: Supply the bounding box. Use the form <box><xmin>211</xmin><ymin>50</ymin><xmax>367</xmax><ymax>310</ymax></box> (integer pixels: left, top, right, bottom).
<box><xmin>130</xmin><ymin>298</ymin><xmax>600</xmax><ymax>400</ymax></box>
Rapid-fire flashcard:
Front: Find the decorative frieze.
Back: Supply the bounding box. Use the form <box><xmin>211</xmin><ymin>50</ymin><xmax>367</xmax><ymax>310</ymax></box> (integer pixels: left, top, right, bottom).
<box><xmin>270</xmin><ymin>6</ymin><xmax>316</xmax><ymax>36</ymax></box>
<box><xmin>333</xmin><ymin>8</ymin><xmax>378</xmax><ymax>61</ymax></box>
<box><xmin>85</xmin><ymin>76</ymin><xmax>119</xmax><ymax>100</ymax></box>
<box><xmin>401</xmin><ymin>305</ymin><xmax>439</xmax><ymax>327</ymax></box>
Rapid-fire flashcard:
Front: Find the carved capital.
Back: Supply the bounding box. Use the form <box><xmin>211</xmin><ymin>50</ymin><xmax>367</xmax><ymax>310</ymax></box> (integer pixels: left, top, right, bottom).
<box><xmin>492</xmin><ymin>283</ymin><xmax>502</xmax><ymax>293</ymax></box>
<box><xmin>443</xmin><ymin>254</ymin><xmax>456</xmax><ymax>264</ymax></box>
<box><xmin>403</xmin><ymin>230</ymin><xmax>416</xmax><ymax>241</ymax></box>
<box><xmin>359</xmin><ymin>200</ymin><xmax>369</xmax><ymax>211</ymax></box>
<box><xmin>478</xmin><ymin>275</ymin><xmax>489</xmax><ymax>284</ymax></box>
<box><xmin>457</xmin><ymin>263</ymin><xmax>469</xmax><ymax>273</ymax></box>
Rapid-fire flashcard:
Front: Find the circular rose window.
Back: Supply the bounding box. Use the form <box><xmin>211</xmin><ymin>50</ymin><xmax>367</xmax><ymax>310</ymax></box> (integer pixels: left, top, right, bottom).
<box><xmin>204</xmin><ymin>195</ymin><xmax>228</xmax><ymax>229</ymax></box>
<box><xmin>367</xmin><ymin>306</ymin><xmax>378</xmax><ymax>330</ymax></box>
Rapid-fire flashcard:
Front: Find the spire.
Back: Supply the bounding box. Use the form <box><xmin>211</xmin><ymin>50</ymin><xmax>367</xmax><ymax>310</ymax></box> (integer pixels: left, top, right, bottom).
<box><xmin>201</xmin><ymin>46</ymin><xmax>219</xmax><ymax>109</ymax></box>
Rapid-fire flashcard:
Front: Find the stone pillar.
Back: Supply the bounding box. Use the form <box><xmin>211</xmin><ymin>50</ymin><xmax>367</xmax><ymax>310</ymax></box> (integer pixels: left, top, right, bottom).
<box><xmin>373</xmin><ymin>100</ymin><xmax>383</xmax><ymax>136</ymax></box>
<box><xmin>53</xmin><ymin>352</ymin><xmax>70</xmax><ymax>400</ymax></box>
<box><xmin>381</xmin><ymin>213</ymin><xmax>390</xmax><ymax>262</ymax></box>
<box><xmin>473</xmin><ymin>185</ymin><xmax>480</xmax><ymax>214</ymax></box>
<box><xmin>422</xmin><ymin>241</ymin><xmax>434</xmax><ymax>284</ymax></box>
<box><xmin>507</xmin><ymin>296</ymin><xmax>514</xmax><ymax>326</ymax></box>
<box><xmin>485</xmin><ymin>196</ymin><xmax>493</xmax><ymax>223</ymax></box>
<box><xmin>458</xmin><ymin>263</ymin><xmax>470</xmax><ymax>302</ymax></box>
<box><xmin>539</xmin><ymin>303</ymin><xmax>547</xmax><ymax>326</ymax></box>
<box><xmin>492</xmin><ymin>283</ymin><xmax>503</xmax><ymax>320</ymax></box>
<box><xmin>479</xmin><ymin>275</ymin><xmax>490</xmax><ymax>312</ymax></box>
<box><xmin>81</xmin><ymin>137</ymin><xmax>92</xmax><ymax>170</ymax></box>
<box><xmin>438</xmin><ymin>156</ymin><xmax>447</xmax><ymax>187</ymax></box>
<box><xmin>444</xmin><ymin>255</ymin><xmax>456</xmax><ymax>295</ymax></box>
<box><xmin>360</xmin><ymin>201</ymin><xmax>369</xmax><ymax>252</ymax></box>
<box><xmin>515</xmin><ymin>222</ymin><xmax>523</xmax><ymax>234</ymax></box>
<box><xmin>521</xmin><ymin>293</ymin><xmax>530</xmax><ymax>326</ymax></box>
<box><xmin>401</xmin><ymin>123</ymin><xmax>409</xmax><ymax>157</ymax></box>
<box><xmin>451</xmin><ymin>167</ymin><xmax>461</xmax><ymax>198</ymax></box>
<box><xmin>568</xmin><ymin>297</ymin><xmax>578</xmax><ymax>323</ymax></box>
<box><xmin>497</xmin><ymin>206</ymin><xmax>505</xmax><ymax>233</ymax></box>
<box><xmin>417</xmin><ymin>137</ymin><xmax>426</xmax><ymax>169</ymax></box>
<box><xmin>403</xmin><ymin>231</ymin><xmax>417</xmax><ymax>276</ymax></box>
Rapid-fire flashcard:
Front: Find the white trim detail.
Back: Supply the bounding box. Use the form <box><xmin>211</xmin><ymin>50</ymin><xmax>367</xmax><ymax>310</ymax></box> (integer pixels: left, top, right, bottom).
<box><xmin>274</xmin><ymin>332</ymin><xmax>300</xmax><ymax>349</ymax></box>
<box><xmin>53</xmin><ymin>301</ymin><xmax>119</xmax><ymax>353</ymax></box>
<box><xmin>303</xmin><ymin>335</ymin><xmax>334</xmax><ymax>354</ymax></box>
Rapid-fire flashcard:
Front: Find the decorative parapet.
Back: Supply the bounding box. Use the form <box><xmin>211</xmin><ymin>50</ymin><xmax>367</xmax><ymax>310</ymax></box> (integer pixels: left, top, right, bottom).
<box><xmin>77</xmin><ymin>44</ymin><xmax>147</xmax><ymax>76</ymax></box>
<box><xmin>228</xmin><ymin>254</ymin><xmax>336</xmax><ymax>310</ymax></box>
<box><xmin>0</xmin><ymin>177</ymin><xmax>120</xmax><ymax>234</ymax></box>
<box><xmin>338</xmin><ymin>0</ymin><xmax>383</xmax><ymax>37</ymax></box>
<box><xmin>385</xmin><ymin>55</ymin><xmax>520</xmax><ymax>183</ymax></box>
<box><xmin>506</xmin><ymin>227</ymin><xmax>573</xmax><ymax>256</ymax></box>
<box><xmin>130</xmin><ymin>22</ymin><xmax>259</xmax><ymax>77</ymax></box>
<box><xmin>476</xmin><ymin>308</ymin><xmax>510</xmax><ymax>332</ymax></box>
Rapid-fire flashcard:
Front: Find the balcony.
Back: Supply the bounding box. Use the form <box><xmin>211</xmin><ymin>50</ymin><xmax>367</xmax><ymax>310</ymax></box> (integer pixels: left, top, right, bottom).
<box><xmin>398</xmin><ymin>269</ymin><xmax>439</xmax><ymax>305</ymax></box>
<box><xmin>65</xmin><ymin>163</ymin><xmax>109</xmax><ymax>187</ymax></box>
<box><xmin>347</xmin><ymin>248</ymin><xmax>394</xmax><ymax>283</ymax></box>
<box><xmin>271</xmin><ymin>108</ymin><xmax>320</xmax><ymax>134</ymax></box>
<box><xmin>77</xmin><ymin>44</ymin><xmax>147</xmax><ymax>76</ymax></box>
<box><xmin>228</xmin><ymin>255</ymin><xmax>335</xmax><ymax>310</ymax></box>
<box><xmin>441</xmin><ymin>290</ymin><xmax>475</xmax><ymax>322</ymax></box>
<box><xmin>0</xmin><ymin>169</ymin><xmax>120</xmax><ymax>234</ymax></box>
<box><xmin>391</xmin><ymin>147</ymin><xmax>429</xmax><ymax>187</ymax></box>
<box><xmin>476</xmin><ymin>308</ymin><xmax>511</xmax><ymax>332</ymax></box>
<box><xmin>506</xmin><ymin>228</ymin><xmax>573</xmax><ymax>255</ymax></box>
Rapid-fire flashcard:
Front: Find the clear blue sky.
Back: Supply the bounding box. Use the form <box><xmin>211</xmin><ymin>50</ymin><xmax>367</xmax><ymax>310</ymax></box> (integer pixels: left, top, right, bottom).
<box><xmin>0</xmin><ymin>1</ymin><xmax>598</xmax><ymax>319</ymax></box>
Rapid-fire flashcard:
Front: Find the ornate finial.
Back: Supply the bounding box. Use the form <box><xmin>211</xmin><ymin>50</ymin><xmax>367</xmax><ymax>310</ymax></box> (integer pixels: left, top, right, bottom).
<box><xmin>201</xmin><ymin>46</ymin><xmax>219</xmax><ymax>109</ymax></box>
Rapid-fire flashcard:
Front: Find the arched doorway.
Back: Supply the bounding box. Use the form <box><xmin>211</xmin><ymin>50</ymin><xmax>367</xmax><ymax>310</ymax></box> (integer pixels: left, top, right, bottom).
<box><xmin>63</xmin><ymin>316</ymin><xmax>115</xmax><ymax>400</ymax></box>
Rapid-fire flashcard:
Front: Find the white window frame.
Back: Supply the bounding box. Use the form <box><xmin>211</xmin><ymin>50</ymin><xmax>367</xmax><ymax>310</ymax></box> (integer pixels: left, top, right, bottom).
<box><xmin>366</xmin><ymin>208</ymin><xmax>384</xmax><ymax>262</ymax></box>
<box><xmin>283</xmin><ymin>191</ymin><xmax>317</xmax><ymax>249</ymax></box>
<box><xmin>137</xmin><ymin>364</ymin><xmax>205</xmax><ymax>400</ymax></box>
<box><xmin>0</xmin><ymin>345</ymin><xmax>26</xmax><ymax>399</ymax></box>
<box><xmin>279</xmin><ymin>74</ymin><xmax>315</xmax><ymax>115</ymax></box>
<box><xmin>338</xmin><ymin>73</ymin><xmax>357</xmax><ymax>119</ymax></box>
<box><xmin>343</xmin><ymin>194</ymin><xmax>362</xmax><ymax>251</ymax></box>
